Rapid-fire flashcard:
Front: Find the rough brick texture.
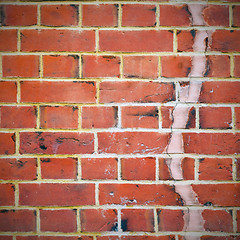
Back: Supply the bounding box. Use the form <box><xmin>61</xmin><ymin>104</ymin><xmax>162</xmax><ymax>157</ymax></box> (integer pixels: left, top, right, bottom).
<box><xmin>0</xmin><ymin>1</ymin><xmax>239</xmax><ymax>239</ymax></box>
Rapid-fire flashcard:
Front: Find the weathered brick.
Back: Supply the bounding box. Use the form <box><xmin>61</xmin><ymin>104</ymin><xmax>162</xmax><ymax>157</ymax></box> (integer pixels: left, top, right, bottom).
<box><xmin>199</xmin><ymin>158</ymin><xmax>233</xmax><ymax>180</ymax></box>
<box><xmin>40</xmin><ymin>106</ymin><xmax>78</xmax><ymax>129</ymax></box>
<box><xmin>121</xmin><ymin>209</ymin><xmax>154</xmax><ymax>232</ymax></box>
<box><xmin>123</xmin><ymin>56</ymin><xmax>158</xmax><ymax>79</ymax></box>
<box><xmin>20</xmin><ymin>132</ymin><xmax>94</xmax><ymax>154</ymax></box>
<box><xmin>98</xmin><ymin>132</ymin><xmax>170</xmax><ymax>154</ymax></box>
<box><xmin>0</xmin><ymin>81</ymin><xmax>17</xmax><ymax>103</ymax></box>
<box><xmin>122</xmin><ymin>4</ymin><xmax>156</xmax><ymax>27</ymax></box>
<box><xmin>236</xmin><ymin>158</ymin><xmax>240</xmax><ymax>181</ymax></box>
<box><xmin>121</xmin><ymin>106</ymin><xmax>159</xmax><ymax>129</ymax></box>
<box><xmin>80</xmin><ymin>209</ymin><xmax>117</xmax><ymax>232</ymax></box>
<box><xmin>81</xmin><ymin>158</ymin><xmax>118</xmax><ymax>180</ymax></box>
<box><xmin>100</xmin><ymin>81</ymin><xmax>175</xmax><ymax>103</ymax></box>
<box><xmin>40</xmin><ymin>209</ymin><xmax>77</xmax><ymax>232</ymax></box>
<box><xmin>0</xmin><ymin>106</ymin><xmax>37</xmax><ymax>128</ymax></box>
<box><xmin>82</xmin><ymin>106</ymin><xmax>117</xmax><ymax>129</ymax></box>
<box><xmin>82</xmin><ymin>55</ymin><xmax>120</xmax><ymax>78</ymax></box>
<box><xmin>234</xmin><ymin>56</ymin><xmax>240</xmax><ymax>77</ymax></box>
<box><xmin>43</xmin><ymin>55</ymin><xmax>79</xmax><ymax>78</ymax></box>
<box><xmin>41</xmin><ymin>5</ymin><xmax>78</xmax><ymax>26</ymax></box>
<box><xmin>2</xmin><ymin>55</ymin><xmax>39</xmax><ymax>78</ymax></box>
<box><xmin>17</xmin><ymin>237</ymin><xmax>92</xmax><ymax>240</ymax></box>
<box><xmin>121</xmin><ymin>157</ymin><xmax>156</xmax><ymax>180</ymax></box>
<box><xmin>0</xmin><ymin>184</ymin><xmax>15</xmax><ymax>206</ymax></box>
<box><xmin>0</xmin><ymin>158</ymin><xmax>37</xmax><ymax>180</ymax></box>
<box><xmin>19</xmin><ymin>183</ymin><xmax>95</xmax><ymax>206</ymax></box>
<box><xmin>41</xmin><ymin>158</ymin><xmax>77</xmax><ymax>179</ymax></box>
<box><xmin>99</xmin><ymin>30</ymin><xmax>173</xmax><ymax>52</ymax></box>
<box><xmin>233</xmin><ymin>5</ymin><xmax>240</xmax><ymax>27</ymax></box>
<box><xmin>97</xmin><ymin>237</ymin><xmax>175</xmax><ymax>240</ymax></box>
<box><xmin>0</xmin><ymin>133</ymin><xmax>15</xmax><ymax>155</ymax></box>
<box><xmin>21</xmin><ymin>81</ymin><xmax>96</xmax><ymax>103</ymax></box>
<box><xmin>21</xmin><ymin>29</ymin><xmax>95</xmax><ymax>52</ymax></box>
<box><xmin>99</xmin><ymin>184</ymin><xmax>182</xmax><ymax>205</ymax></box>
<box><xmin>236</xmin><ymin>107</ymin><xmax>240</xmax><ymax>129</ymax></box>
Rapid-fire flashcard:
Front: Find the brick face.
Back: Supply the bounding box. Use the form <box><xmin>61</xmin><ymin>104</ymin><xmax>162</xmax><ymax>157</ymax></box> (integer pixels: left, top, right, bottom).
<box><xmin>0</xmin><ymin>1</ymin><xmax>239</xmax><ymax>239</ymax></box>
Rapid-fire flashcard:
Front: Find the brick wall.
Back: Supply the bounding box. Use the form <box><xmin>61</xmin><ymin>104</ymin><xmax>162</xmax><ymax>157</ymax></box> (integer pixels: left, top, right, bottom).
<box><xmin>0</xmin><ymin>0</ymin><xmax>240</xmax><ymax>239</ymax></box>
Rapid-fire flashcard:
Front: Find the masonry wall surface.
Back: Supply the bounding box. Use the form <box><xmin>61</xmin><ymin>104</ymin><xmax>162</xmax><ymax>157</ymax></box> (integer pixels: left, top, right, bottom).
<box><xmin>0</xmin><ymin>0</ymin><xmax>240</xmax><ymax>239</ymax></box>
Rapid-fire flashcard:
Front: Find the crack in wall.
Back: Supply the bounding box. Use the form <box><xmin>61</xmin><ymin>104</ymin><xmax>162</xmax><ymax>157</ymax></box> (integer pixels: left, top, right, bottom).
<box><xmin>164</xmin><ymin>4</ymin><xmax>213</xmax><ymax>239</ymax></box>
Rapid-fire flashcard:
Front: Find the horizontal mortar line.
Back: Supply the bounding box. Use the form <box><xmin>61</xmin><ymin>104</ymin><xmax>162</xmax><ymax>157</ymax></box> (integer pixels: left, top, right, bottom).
<box><xmin>1</xmin><ymin>52</ymin><xmax>240</xmax><ymax>56</ymax></box>
<box><xmin>0</xmin><ymin>153</ymin><xmax>239</xmax><ymax>158</ymax></box>
<box><xmin>0</xmin><ymin>180</ymin><xmax>239</xmax><ymax>185</ymax></box>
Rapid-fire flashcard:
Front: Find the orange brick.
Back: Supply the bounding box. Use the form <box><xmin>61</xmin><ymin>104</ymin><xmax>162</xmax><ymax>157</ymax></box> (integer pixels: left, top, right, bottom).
<box><xmin>122</xmin><ymin>4</ymin><xmax>156</xmax><ymax>27</ymax></box>
<box><xmin>41</xmin><ymin>158</ymin><xmax>77</xmax><ymax>180</ymax></box>
<box><xmin>82</xmin><ymin>106</ymin><xmax>117</xmax><ymax>128</ymax></box>
<box><xmin>1</xmin><ymin>5</ymin><xmax>37</xmax><ymax>26</ymax></box>
<box><xmin>121</xmin><ymin>106</ymin><xmax>159</xmax><ymax>129</ymax></box>
<box><xmin>121</xmin><ymin>157</ymin><xmax>155</xmax><ymax>180</ymax></box>
<box><xmin>40</xmin><ymin>106</ymin><xmax>78</xmax><ymax>129</ymax></box>
<box><xmin>0</xmin><ymin>106</ymin><xmax>37</xmax><ymax>128</ymax></box>
<box><xmin>160</xmin><ymin>5</ymin><xmax>191</xmax><ymax>26</ymax></box>
<box><xmin>81</xmin><ymin>158</ymin><xmax>118</xmax><ymax>180</ymax></box>
<box><xmin>199</xmin><ymin>158</ymin><xmax>232</xmax><ymax>180</ymax></box>
<box><xmin>0</xmin><ymin>81</ymin><xmax>17</xmax><ymax>103</ymax></box>
<box><xmin>0</xmin><ymin>30</ymin><xmax>17</xmax><ymax>51</ymax></box>
<box><xmin>3</xmin><ymin>55</ymin><xmax>39</xmax><ymax>78</ymax></box>
<box><xmin>82</xmin><ymin>4</ymin><xmax>118</xmax><ymax>27</ymax></box>
<box><xmin>41</xmin><ymin>5</ymin><xmax>78</xmax><ymax>26</ymax></box>
<box><xmin>43</xmin><ymin>55</ymin><xmax>79</xmax><ymax>78</ymax></box>
<box><xmin>82</xmin><ymin>55</ymin><xmax>120</xmax><ymax>78</ymax></box>
<box><xmin>123</xmin><ymin>56</ymin><xmax>158</xmax><ymax>79</ymax></box>
<box><xmin>177</xmin><ymin>30</ymin><xmax>195</xmax><ymax>52</ymax></box>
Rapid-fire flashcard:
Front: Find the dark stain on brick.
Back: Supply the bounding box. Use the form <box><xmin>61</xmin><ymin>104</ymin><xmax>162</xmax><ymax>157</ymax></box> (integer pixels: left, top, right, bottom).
<box><xmin>121</xmin><ymin>219</ymin><xmax>128</xmax><ymax>231</ymax></box>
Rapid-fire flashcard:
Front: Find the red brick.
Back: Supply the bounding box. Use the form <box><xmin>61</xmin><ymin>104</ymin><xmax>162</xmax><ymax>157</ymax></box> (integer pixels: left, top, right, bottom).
<box><xmin>161</xmin><ymin>56</ymin><xmax>192</xmax><ymax>77</ymax></box>
<box><xmin>40</xmin><ymin>209</ymin><xmax>77</xmax><ymax>232</ymax></box>
<box><xmin>157</xmin><ymin>209</ymin><xmax>184</xmax><ymax>231</ymax></box>
<box><xmin>233</xmin><ymin>5</ymin><xmax>240</xmax><ymax>27</ymax></box>
<box><xmin>20</xmin><ymin>132</ymin><xmax>94</xmax><ymax>154</ymax></box>
<box><xmin>177</xmin><ymin>30</ymin><xmax>194</xmax><ymax>52</ymax></box>
<box><xmin>199</xmin><ymin>158</ymin><xmax>232</xmax><ymax>180</ymax></box>
<box><xmin>199</xmin><ymin>107</ymin><xmax>232</xmax><ymax>129</ymax></box>
<box><xmin>159</xmin><ymin>157</ymin><xmax>195</xmax><ymax>180</ymax></box>
<box><xmin>121</xmin><ymin>157</ymin><xmax>155</xmax><ymax>180</ymax></box>
<box><xmin>99</xmin><ymin>184</ymin><xmax>182</xmax><ymax>205</ymax></box>
<box><xmin>123</xmin><ymin>56</ymin><xmax>158</xmax><ymax>79</ymax></box>
<box><xmin>0</xmin><ymin>30</ymin><xmax>17</xmax><ymax>51</ymax></box>
<box><xmin>204</xmin><ymin>55</ymin><xmax>230</xmax><ymax>77</ymax></box>
<box><xmin>236</xmin><ymin>158</ymin><xmax>240</xmax><ymax>181</ymax></box>
<box><xmin>0</xmin><ymin>237</ymin><xmax>12</xmax><ymax>240</ymax></box>
<box><xmin>43</xmin><ymin>55</ymin><xmax>79</xmax><ymax>78</ymax></box>
<box><xmin>0</xmin><ymin>210</ymin><xmax>36</xmax><ymax>232</ymax></box>
<box><xmin>21</xmin><ymin>29</ymin><xmax>95</xmax><ymax>52</ymax></box>
<box><xmin>82</xmin><ymin>4</ymin><xmax>118</xmax><ymax>27</ymax></box>
<box><xmin>99</xmin><ymin>30</ymin><xmax>173</xmax><ymax>52</ymax></box>
<box><xmin>183</xmin><ymin>133</ymin><xmax>240</xmax><ymax>155</ymax></box>
<box><xmin>236</xmin><ymin>108</ymin><xmax>240</xmax><ymax>130</ymax></box>
<box><xmin>41</xmin><ymin>5</ymin><xmax>78</xmax><ymax>26</ymax></box>
<box><xmin>0</xmin><ymin>184</ymin><xmax>15</xmax><ymax>206</ymax></box>
<box><xmin>1</xmin><ymin>5</ymin><xmax>37</xmax><ymax>26</ymax></box>
<box><xmin>98</xmin><ymin>132</ymin><xmax>170</xmax><ymax>154</ymax></box>
<box><xmin>40</xmin><ymin>106</ymin><xmax>78</xmax><ymax>129</ymax></box>
<box><xmin>238</xmin><ymin>210</ymin><xmax>240</xmax><ymax>232</ymax></box>
<box><xmin>211</xmin><ymin>30</ymin><xmax>240</xmax><ymax>52</ymax></box>
<box><xmin>122</xmin><ymin>4</ymin><xmax>156</xmax><ymax>27</ymax></box>
<box><xmin>80</xmin><ymin>209</ymin><xmax>117</xmax><ymax>232</ymax></box>
<box><xmin>2</xmin><ymin>55</ymin><xmax>39</xmax><ymax>78</ymax></box>
<box><xmin>121</xmin><ymin>209</ymin><xmax>154</xmax><ymax>232</ymax></box>
<box><xmin>0</xmin><ymin>106</ymin><xmax>37</xmax><ymax>128</ymax></box>
<box><xmin>121</xmin><ymin>106</ymin><xmax>159</xmax><ymax>129</ymax></box>
<box><xmin>82</xmin><ymin>55</ymin><xmax>120</xmax><ymax>78</ymax></box>
<box><xmin>199</xmin><ymin>81</ymin><xmax>240</xmax><ymax>103</ymax></box>
<box><xmin>203</xmin><ymin>209</ymin><xmax>233</xmax><ymax>232</ymax></box>
<box><xmin>203</xmin><ymin>5</ymin><xmax>229</xmax><ymax>26</ymax></box>
<box><xmin>81</xmin><ymin>158</ymin><xmax>117</xmax><ymax>180</ymax></box>
<box><xmin>21</xmin><ymin>81</ymin><xmax>96</xmax><ymax>103</ymax></box>
<box><xmin>234</xmin><ymin>56</ymin><xmax>240</xmax><ymax>77</ymax></box>
<box><xmin>0</xmin><ymin>81</ymin><xmax>17</xmax><ymax>103</ymax></box>
<box><xmin>0</xmin><ymin>133</ymin><xmax>15</xmax><ymax>155</ymax></box>
<box><xmin>19</xmin><ymin>183</ymin><xmax>95</xmax><ymax>206</ymax></box>
<box><xmin>192</xmin><ymin>184</ymin><xmax>240</xmax><ymax>206</ymax></box>
<box><xmin>82</xmin><ymin>106</ymin><xmax>117</xmax><ymax>128</ymax></box>
<box><xmin>97</xmin><ymin>237</ymin><xmax>175</xmax><ymax>240</ymax></box>
<box><xmin>161</xmin><ymin>106</ymin><xmax>195</xmax><ymax>129</ymax></box>
<box><xmin>41</xmin><ymin>158</ymin><xmax>77</xmax><ymax>180</ymax></box>
<box><xmin>201</xmin><ymin>237</ymin><xmax>238</xmax><ymax>240</ymax></box>
<box><xmin>100</xmin><ymin>81</ymin><xmax>175</xmax><ymax>103</ymax></box>
<box><xmin>17</xmin><ymin>237</ymin><xmax>92</xmax><ymax>240</ymax></box>
<box><xmin>160</xmin><ymin>5</ymin><xmax>191</xmax><ymax>26</ymax></box>
<box><xmin>0</xmin><ymin>158</ymin><xmax>37</xmax><ymax>180</ymax></box>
